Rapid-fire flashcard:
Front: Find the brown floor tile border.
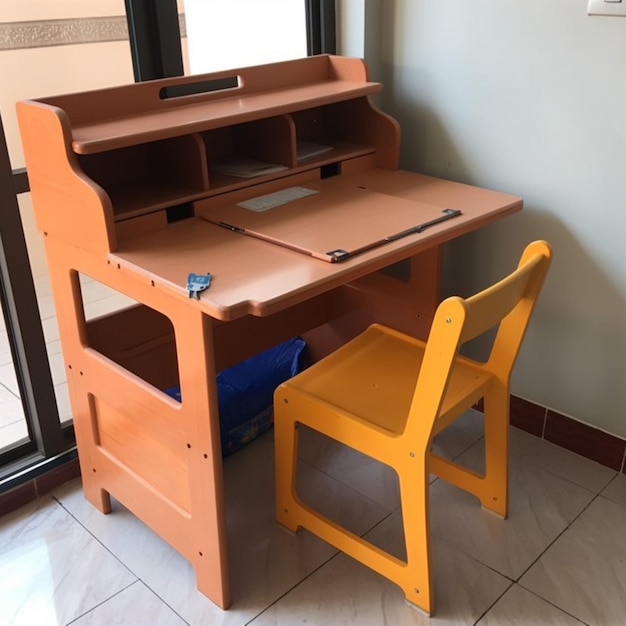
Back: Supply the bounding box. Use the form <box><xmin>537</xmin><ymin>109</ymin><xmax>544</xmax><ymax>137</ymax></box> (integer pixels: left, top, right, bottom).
<box><xmin>509</xmin><ymin>396</ymin><xmax>626</xmax><ymax>472</ymax></box>
<box><xmin>2</xmin><ymin>395</ymin><xmax>626</xmax><ymax>518</ymax></box>
<box><xmin>0</xmin><ymin>480</ymin><xmax>37</xmax><ymax>517</ymax></box>
<box><xmin>35</xmin><ymin>456</ymin><xmax>81</xmax><ymax>495</ymax></box>
<box><xmin>544</xmin><ymin>410</ymin><xmax>626</xmax><ymax>472</ymax></box>
<box><xmin>0</xmin><ymin>457</ymin><xmax>80</xmax><ymax>517</ymax></box>
<box><xmin>509</xmin><ymin>395</ymin><xmax>545</xmax><ymax>437</ymax></box>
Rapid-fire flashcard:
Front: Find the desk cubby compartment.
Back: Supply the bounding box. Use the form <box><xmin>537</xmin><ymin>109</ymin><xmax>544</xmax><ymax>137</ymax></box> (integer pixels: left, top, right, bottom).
<box><xmin>77</xmin><ymin>134</ymin><xmax>209</xmax><ymax>221</ymax></box>
<box><xmin>202</xmin><ymin>115</ymin><xmax>294</xmax><ymax>189</ymax></box>
<box><xmin>86</xmin><ymin>302</ymin><xmax>179</xmax><ymax>394</ymax></box>
<box><xmin>291</xmin><ymin>98</ymin><xmax>380</xmax><ymax>166</ymax></box>
<box><xmin>85</xmin><ymin>301</ymin><xmax>189</xmax><ymax>510</ymax></box>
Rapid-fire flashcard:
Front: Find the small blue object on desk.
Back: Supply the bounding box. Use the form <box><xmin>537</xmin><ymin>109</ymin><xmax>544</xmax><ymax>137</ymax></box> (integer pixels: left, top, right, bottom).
<box><xmin>187</xmin><ymin>272</ymin><xmax>212</xmax><ymax>299</ymax></box>
<box><xmin>164</xmin><ymin>337</ymin><xmax>306</xmax><ymax>456</ymax></box>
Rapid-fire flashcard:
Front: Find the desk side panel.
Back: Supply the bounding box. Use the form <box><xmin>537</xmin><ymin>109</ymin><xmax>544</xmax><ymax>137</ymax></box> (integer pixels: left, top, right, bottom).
<box><xmin>16</xmin><ymin>101</ymin><xmax>116</xmax><ymax>253</ymax></box>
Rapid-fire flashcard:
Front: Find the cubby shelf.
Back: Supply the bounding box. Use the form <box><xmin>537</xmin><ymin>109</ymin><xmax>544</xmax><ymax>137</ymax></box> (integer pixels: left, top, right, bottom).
<box><xmin>72</xmin><ymin>96</ymin><xmax>385</xmax><ymax>222</ymax></box>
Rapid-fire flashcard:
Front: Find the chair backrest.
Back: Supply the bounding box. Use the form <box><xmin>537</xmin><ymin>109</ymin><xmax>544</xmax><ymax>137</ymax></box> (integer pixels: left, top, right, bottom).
<box><xmin>407</xmin><ymin>240</ymin><xmax>552</xmax><ymax>438</ymax></box>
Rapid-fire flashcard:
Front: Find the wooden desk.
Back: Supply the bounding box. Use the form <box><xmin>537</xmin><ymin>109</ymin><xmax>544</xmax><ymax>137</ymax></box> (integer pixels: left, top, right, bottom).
<box><xmin>17</xmin><ymin>55</ymin><xmax>521</xmax><ymax>609</ymax></box>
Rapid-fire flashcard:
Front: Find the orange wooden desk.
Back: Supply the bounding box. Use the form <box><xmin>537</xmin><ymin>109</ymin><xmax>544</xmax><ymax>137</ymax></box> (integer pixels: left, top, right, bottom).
<box><xmin>17</xmin><ymin>55</ymin><xmax>521</xmax><ymax>609</ymax></box>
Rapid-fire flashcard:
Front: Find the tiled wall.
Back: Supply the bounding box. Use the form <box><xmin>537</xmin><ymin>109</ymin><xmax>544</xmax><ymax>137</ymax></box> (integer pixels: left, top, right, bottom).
<box><xmin>509</xmin><ymin>396</ymin><xmax>626</xmax><ymax>473</ymax></box>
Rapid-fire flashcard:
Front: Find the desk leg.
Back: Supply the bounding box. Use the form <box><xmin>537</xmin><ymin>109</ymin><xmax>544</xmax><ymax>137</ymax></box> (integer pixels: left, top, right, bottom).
<box><xmin>45</xmin><ymin>257</ymin><xmax>113</xmax><ymax>515</ymax></box>
<box><xmin>171</xmin><ymin>307</ymin><xmax>230</xmax><ymax>608</ymax></box>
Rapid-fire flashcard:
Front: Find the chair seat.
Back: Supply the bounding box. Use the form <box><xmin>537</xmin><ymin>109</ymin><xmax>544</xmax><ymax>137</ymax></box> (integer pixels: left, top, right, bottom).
<box><xmin>288</xmin><ymin>323</ymin><xmax>493</xmax><ymax>436</ymax></box>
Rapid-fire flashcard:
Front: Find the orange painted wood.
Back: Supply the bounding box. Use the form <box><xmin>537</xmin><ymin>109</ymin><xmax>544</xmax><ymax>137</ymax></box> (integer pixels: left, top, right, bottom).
<box><xmin>41</xmin><ymin>56</ymin><xmax>380</xmax><ymax>154</ymax></box>
<box><xmin>16</xmin><ymin>55</ymin><xmax>522</xmax><ymax>610</ymax></box>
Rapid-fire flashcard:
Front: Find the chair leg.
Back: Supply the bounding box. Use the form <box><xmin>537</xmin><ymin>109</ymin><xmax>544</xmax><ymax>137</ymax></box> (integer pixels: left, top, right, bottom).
<box><xmin>396</xmin><ymin>465</ymin><xmax>433</xmax><ymax>615</ymax></box>
<box><xmin>480</xmin><ymin>384</ymin><xmax>509</xmax><ymax>518</ymax></box>
<box><xmin>274</xmin><ymin>399</ymin><xmax>301</xmax><ymax>534</ymax></box>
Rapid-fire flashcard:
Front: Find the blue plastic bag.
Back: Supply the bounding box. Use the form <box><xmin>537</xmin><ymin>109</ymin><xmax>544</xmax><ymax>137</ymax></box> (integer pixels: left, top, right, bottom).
<box><xmin>164</xmin><ymin>337</ymin><xmax>306</xmax><ymax>456</ymax></box>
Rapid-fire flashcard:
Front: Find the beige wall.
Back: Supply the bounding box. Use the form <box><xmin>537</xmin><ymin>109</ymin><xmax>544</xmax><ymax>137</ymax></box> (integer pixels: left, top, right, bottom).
<box><xmin>340</xmin><ymin>1</ymin><xmax>626</xmax><ymax>438</ymax></box>
<box><xmin>1</xmin><ymin>1</ymin><xmax>187</xmax><ymax>277</ymax></box>
<box><xmin>2</xmin><ymin>0</ymin><xmax>125</xmax><ymax>21</ymax></box>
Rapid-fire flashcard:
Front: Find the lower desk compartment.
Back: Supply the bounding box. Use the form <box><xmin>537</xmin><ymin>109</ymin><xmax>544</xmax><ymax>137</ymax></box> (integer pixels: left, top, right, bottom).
<box><xmin>85</xmin><ymin>303</ymin><xmax>306</xmax><ymax>458</ymax></box>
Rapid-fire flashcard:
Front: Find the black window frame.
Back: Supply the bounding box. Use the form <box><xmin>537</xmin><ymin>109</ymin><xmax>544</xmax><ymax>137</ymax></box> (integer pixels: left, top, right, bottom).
<box><xmin>0</xmin><ymin>113</ymin><xmax>73</xmax><ymax>490</ymax></box>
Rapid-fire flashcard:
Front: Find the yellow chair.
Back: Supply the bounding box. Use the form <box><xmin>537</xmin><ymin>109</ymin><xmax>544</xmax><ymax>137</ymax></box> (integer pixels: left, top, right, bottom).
<box><xmin>274</xmin><ymin>240</ymin><xmax>552</xmax><ymax>615</ymax></box>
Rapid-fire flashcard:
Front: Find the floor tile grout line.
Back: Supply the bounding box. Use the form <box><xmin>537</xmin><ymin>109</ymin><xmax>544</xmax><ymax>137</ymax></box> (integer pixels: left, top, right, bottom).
<box><xmin>296</xmin><ymin>455</ymin><xmax>403</xmax><ymax>556</ymax></box>
<box><xmin>52</xmin><ymin>455</ymin><xmax>396</xmax><ymax>624</ymax></box>
<box><xmin>124</xmin><ymin>580</ymin><xmax>192</xmax><ymax>626</ymax></box>
<box><xmin>513</xmin><ymin>492</ymin><xmax>601</xmax><ymax>584</ymax></box>
<box><xmin>241</xmin><ymin>492</ymin><xmax>399</xmax><ymax>624</ymax></box>
<box><xmin>297</xmin><ymin>456</ymin><xmax>399</xmax><ymax>515</ymax></box>
<box><xmin>423</xmin><ymin>488</ymin><xmax>602</xmax><ymax>620</ymax></box>
<box><xmin>36</xmin><ymin>427</ymin><xmax>614</xmax><ymax>623</ymax></box>
<box><xmin>471</xmin><ymin>579</ymin><xmax>514</xmax><ymax>626</ymax></box>
<box><xmin>540</xmin><ymin>406</ymin><xmax>548</xmax><ymax>439</ymax></box>
<box><xmin>52</xmin><ymin>493</ymin><xmax>140</xmax><ymax>581</ymax></box>
<box><xmin>0</xmin><ymin>379</ymin><xmax>20</xmax><ymax>401</ymax></box>
<box><xmin>513</xmin><ymin>583</ymin><xmax>592</xmax><ymax>626</ymax></box>
<box><xmin>243</xmin><ymin>549</ymin><xmax>345</xmax><ymax>626</ymax></box>
<box><xmin>64</xmin><ymin>579</ymin><xmax>140</xmax><ymax>626</ymax></box>
<box><xmin>51</xmin><ymin>494</ymin><xmax>190</xmax><ymax>625</ymax></box>
<box><xmin>507</xmin><ymin>447</ymin><xmax>617</xmax><ymax>496</ymax></box>
<box><xmin>469</xmin><ymin>557</ymin><xmax>591</xmax><ymax>625</ymax></box>
<box><xmin>469</xmin><ymin>555</ymin><xmax>591</xmax><ymax>625</ymax></box>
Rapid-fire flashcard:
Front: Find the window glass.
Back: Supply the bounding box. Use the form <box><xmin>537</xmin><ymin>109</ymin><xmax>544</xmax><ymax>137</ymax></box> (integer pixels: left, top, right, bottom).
<box><xmin>184</xmin><ymin>0</ymin><xmax>307</xmax><ymax>74</ymax></box>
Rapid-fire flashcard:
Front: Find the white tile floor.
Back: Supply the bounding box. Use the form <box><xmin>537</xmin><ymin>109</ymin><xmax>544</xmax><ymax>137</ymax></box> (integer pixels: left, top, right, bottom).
<box><xmin>2</xmin><ymin>411</ymin><xmax>626</xmax><ymax>626</ymax></box>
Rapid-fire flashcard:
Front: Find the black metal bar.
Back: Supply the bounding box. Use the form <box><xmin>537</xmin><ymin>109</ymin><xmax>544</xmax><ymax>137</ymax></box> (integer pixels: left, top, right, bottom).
<box><xmin>0</xmin><ymin>447</ymin><xmax>78</xmax><ymax>494</ymax></box>
<box><xmin>319</xmin><ymin>0</ymin><xmax>336</xmax><ymax>54</ymax></box>
<box><xmin>125</xmin><ymin>0</ymin><xmax>184</xmax><ymax>82</ymax></box>
<box><xmin>306</xmin><ymin>0</ymin><xmax>336</xmax><ymax>55</ymax></box>
<box><xmin>0</xmin><ymin>114</ymin><xmax>64</xmax><ymax>459</ymax></box>
<box><xmin>305</xmin><ymin>0</ymin><xmax>320</xmax><ymax>55</ymax></box>
<box><xmin>12</xmin><ymin>168</ymin><xmax>29</xmax><ymax>195</ymax></box>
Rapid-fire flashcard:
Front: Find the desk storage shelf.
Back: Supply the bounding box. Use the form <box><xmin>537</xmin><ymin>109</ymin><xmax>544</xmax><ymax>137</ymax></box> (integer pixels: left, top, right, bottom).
<box><xmin>17</xmin><ymin>54</ymin><xmax>522</xmax><ymax>611</ymax></box>
<box><xmin>20</xmin><ymin>55</ymin><xmax>395</xmax><ymax>233</ymax></box>
<box><xmin>77</xmin><ymin>134</ymin><xmax>209</xmax><ymax>220</ymax></box>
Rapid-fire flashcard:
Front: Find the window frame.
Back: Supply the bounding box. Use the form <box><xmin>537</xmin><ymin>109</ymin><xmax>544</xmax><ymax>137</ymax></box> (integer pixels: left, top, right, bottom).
<box><xmin>0</xmin><ymin>113</ymin><xmax>70</xmax><ymax>487</ymax></box>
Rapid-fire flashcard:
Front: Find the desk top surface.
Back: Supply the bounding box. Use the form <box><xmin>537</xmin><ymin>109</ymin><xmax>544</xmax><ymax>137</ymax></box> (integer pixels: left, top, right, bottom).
<box><xmin>112</xmin><ymin>169</ymin><xmax>522</xmax><ymax>321</ymax></box>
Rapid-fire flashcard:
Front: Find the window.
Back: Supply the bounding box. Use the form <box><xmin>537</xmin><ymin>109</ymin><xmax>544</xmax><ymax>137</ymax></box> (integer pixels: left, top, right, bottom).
<box><xmin>184</xmin><ymin>0</ymin><xmax>307</xmax><ymax>74</ymax></box>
